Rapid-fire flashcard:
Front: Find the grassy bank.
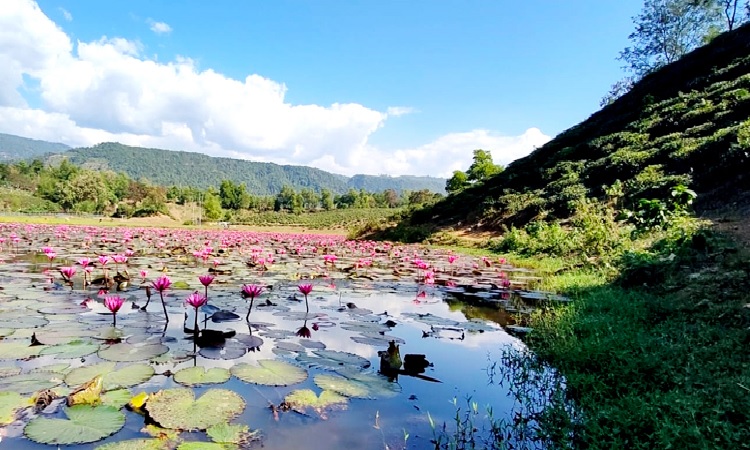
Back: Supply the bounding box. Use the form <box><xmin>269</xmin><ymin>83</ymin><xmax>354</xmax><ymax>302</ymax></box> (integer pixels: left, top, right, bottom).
<box><xmin>514</xmin><ymin>226</ymin><xmax>750</xmax><ymax>449</ymax></box>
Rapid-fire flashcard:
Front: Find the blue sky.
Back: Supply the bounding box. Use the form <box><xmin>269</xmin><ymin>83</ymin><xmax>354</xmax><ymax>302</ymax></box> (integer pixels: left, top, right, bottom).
<box><xmin>0</xmin><ymin>0</ymin><xmax>642</xmax><ymax>176</ymax></box>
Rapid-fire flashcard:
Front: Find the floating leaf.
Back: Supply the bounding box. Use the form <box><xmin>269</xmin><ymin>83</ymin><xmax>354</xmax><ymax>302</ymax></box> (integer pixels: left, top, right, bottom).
<box><xmin>0</xmin><ymin>366</ymin><xmax>21</xmax><ymax>377</ymax></box>
<box><xmin>207</xmin><ymin>422</ymin><xmax>258</xmax><ymax>445</ymax></box>
<box><xmin>67</xmin><ymin>375</ymin><xmax>103</xmax><ymax>406</ymax></box>
<box><xmin>231</xmin><ymin>360</ymin><xmax>307</xmax><ymax>386</ymax></box>
<box><xmin>173</xmin><ymin>367</ymin><xmax>230</xmax><ymax>386</ymax></box>
<box><xmin>177</xmin><ymin>443</ymin><xmax>236</xmax><ymax>450</ymax></box>
<box><xmin>284</xmin><ymin>389</ymin><xmax>348</xmax><ymax>415</ymax></box>
<box><xmin>0</xmin><ymin>391</ymin><xmax>28</xmax><ymax>425</ymax></box>
<box><xmin>146</xmin><ymin>388</ymin><xmax>245</xmax><ymax>431</ymax></box>
<box><xmin>101</xmin><ymin>389</ymin><xmax>132</xmax><ymax>408</ymax></box>
<box><xmin>128</xmin><ymin>392</ymin><xmax>149</xmax><ymax>411</ymax></box>
<box><xmin>296</xmin><ymin>350</ymin><xmax>371</xmax><ymax>370</ymax></box>
<box><xmin>98</xmin><ymin>342</ymin><xmax>169</xmax><ymax>362</ymax></box>
<box><xmin>40</xmin><ymin>340</ymin><xmax>100</xmax><ymax>359</ymax></box>
<box><xmin>0</xmin><ymin>341</ymin><xmax>43</xmax><ymax>360</ymax></box>
<box><xmin>95</xmin><ymin>439</ymin><xmax>172</xmax><ymax>450</ymax></box>
<box><xmin>24</xmin><ymin>405</ymin><xmax>126</xmax><ymax>445</ymax></box>
<box><xmin>314</xmin><ymin>371</ymin><xmax>400</xmax><ymax>399</ymax></box>
<box><xmin>0</xmin><ymin>371</ymin><xmax>64</xmax><ymax>393</ymax></box>
<box><xmin>65</xmin><ymin>362</ymin><xmax>155</xmax><ymax>390</ymax></box>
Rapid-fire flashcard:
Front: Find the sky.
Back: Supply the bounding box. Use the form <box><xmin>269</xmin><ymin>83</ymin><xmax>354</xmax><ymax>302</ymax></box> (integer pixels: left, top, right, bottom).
<box><xmin>0</xmin><ymin>0</ymin><xmax>642</xmax><ymax>177</ymax></box>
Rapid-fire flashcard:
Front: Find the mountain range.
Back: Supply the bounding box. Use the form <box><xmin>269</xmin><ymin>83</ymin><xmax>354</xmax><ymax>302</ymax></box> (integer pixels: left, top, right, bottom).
<box><xmin>0</xmin><ymin>135</ymin><xmax>445</xmax><ymax>195</ymax></box>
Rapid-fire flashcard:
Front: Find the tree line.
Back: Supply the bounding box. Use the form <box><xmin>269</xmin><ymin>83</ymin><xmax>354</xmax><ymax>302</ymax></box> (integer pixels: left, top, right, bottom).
<box><xmin>0</xmin><ymin>158</ymin><xmax>443</xmax><ymax>220</ymax></box>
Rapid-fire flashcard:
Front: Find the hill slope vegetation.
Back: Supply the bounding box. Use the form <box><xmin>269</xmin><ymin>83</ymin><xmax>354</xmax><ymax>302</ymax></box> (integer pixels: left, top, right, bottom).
<box><xmin>405</xmin><ymin>23</ymin><xmax>750</xmax><ymax>232</ymax></box>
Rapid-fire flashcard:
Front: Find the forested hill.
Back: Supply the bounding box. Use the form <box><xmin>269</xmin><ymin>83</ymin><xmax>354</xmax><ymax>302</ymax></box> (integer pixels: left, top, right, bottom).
<box><xmin>408</xmin><ymin>22</ymin><xmax>750</xmax><ymax>230</ymax></box>
<box><xmin>0</xmin><ymin>133</ymin><xmax>69</xmax><ymax>161</ymax></box>
<box><xmin>52</xmin><ymin>142</ymin><xmax>445</xmax><ymax>195</ymax></box>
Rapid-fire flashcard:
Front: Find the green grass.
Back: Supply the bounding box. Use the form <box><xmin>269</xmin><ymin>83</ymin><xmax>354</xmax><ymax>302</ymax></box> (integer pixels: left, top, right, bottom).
<box><xmin>518</xmin><ymin>229</ymin><xmax>750</xmax><ymax>449</ymax></box>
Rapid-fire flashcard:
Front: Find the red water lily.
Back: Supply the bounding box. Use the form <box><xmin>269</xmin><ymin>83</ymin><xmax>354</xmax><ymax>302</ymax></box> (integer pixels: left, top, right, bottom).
<box><xmin>104</xmin><ymin>295</ymin><xmax>124</xmax><ymax>327</ymax></box>
<box><xmin>146</xmin><ymin>275</ymin><xmax>172</xmax><ymax>321</ymax></box>
<box><xmin>185</xmin><ymin>291</ymin><xmax>207</xmax><ymax>334</ymax></box>
<box><xmin>298</xmin><ymin>283</ymin><xmax>313</xmax><ymax>314</ymax></box>
<box><xmin>241</xmin><ymin>284</ymin><xmax>264</xmax><ymax>321</ymax></box>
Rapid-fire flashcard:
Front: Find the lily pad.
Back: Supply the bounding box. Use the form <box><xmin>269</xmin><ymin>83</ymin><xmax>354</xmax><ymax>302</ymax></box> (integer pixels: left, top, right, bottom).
<box><xmin>0</xmin><ymin>341</ymin><xmax>44</xmax><ymax>360</ymax></box>
<box><xmin>101</xmin><ymin>389</ymin><xmax>133</xmax><ymax>408</ymax></box>
<box><xmin>40</xmin><ymin>340</ymin><xmax>100</xmax><ymax>359</ymax></box>
<box><xmin>173</xmin><ymin>367</ymin><xmax>230</xmax><ymax>386</ymax></box>
<box><xmin>314</xmin><ymin>371</ymin><xmax>400</xmax><ymax>399</ymax></box>
<box><xmin>207</xmin><ymin>422</ymin><xmax>258</xmax><ymax>445</ymax></box>
<box><xmin>99</xmin><ymin>342</ymin><xmax>169</xmax><ymax>362</ymax></box>
<box><xmin>283</xmin><ymin>389</ymin><xmax>348</xmax><ymax>415</ymax></box>
<box><xmin>146</xmin><ymin>388</ymin><xmax>245</xmax><ymax>431</ymax></box>
<box><xmin>296</xmin><ymin>350</ymin><xmax>371</xmax><ymax>370</ymax></box>
<box><xmin>0</xmin><ymin>391</ymin><xmax>28</xmax><ymax>425</ymax></box>
<box><xmin>177</xmin><ymin>443</ymin><xmax>236</xmax><ymax>450</ymax></box>
<box><xmin>65</xmin><ymin>362</ymin><xmax>155</xmax><ymax>390</ymax></box>
<box><xmin>0</xmin><ymin>371</ymin><xmax>64</xmax><ymax>393</ymax></box>
<box><xmin>24</xmin><ymin>405</ymin><xmax>126</xmax><ymax>445</ymax></box>
<box><xmin>96</xmin><ymin>439</ymin><xmax>172</xmax><ymax>450</ymax></box>
<box><xmin>231</xmin><ymin>360</ymin><xmax>307</xmax><ymax>386</ymax></box>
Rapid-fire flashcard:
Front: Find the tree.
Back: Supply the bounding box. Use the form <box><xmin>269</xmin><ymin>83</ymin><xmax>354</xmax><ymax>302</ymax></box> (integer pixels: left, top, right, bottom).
<box><xmin>605</xmin><ymin>0</ymin><xmax>727</xmax><ymax>104</ymax></box>
<box><xmin>203</xmin><ymin>192</ymin><xmax>223</xmax><ymax>221</ymax></box>
<box><xmin>446</xmin><ymin>170</ymin><xmax>470</xmax><ymax>194</ymax></box>
<box><xmin>320</xmin><ymin>189</ymin><xmax>335</xmax><ymax>210</ymax></box>
<box><xmin>466</xmin><ymin>150</ymin><xmax>503</xmax><ymax>183</ymax></box>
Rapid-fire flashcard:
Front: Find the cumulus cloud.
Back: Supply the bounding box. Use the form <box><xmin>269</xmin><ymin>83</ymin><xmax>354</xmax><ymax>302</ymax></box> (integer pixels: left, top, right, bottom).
<box><xmin>59</xmin><ymin>7</ymin><xmax>72</xmax><ymax>21</ymax></box>
<box><xmin>0</xmin><ymin>0</ymin><xmax>550</xmax><ymax>178</ymax></box>
<box><xmin>148</xmin><ymin>19</ymin><xmax>172</xmax><ymax>34</ymax></box>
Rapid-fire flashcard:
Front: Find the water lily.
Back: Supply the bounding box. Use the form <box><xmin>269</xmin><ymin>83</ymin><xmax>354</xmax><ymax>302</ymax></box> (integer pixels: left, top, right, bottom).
<box><xmin>241</xmin><ymin>284</ymin><xmax>264</xmax><ymax>321</ymax></box>
<box><xmin>60</xmin><ymin>266</ymin><xmax>76</xmax><ymax>282</ymax></box>
<box><xmin>104</xmin><ymin>295</ymin><xmax>124</xmax><ymax>327</ymax></box>
<box><xmin>298</xmin><ymin>283</ymin><xmax>313</xmax><ymax>314</ymax></box>
<box><xmin>146</xmin><ymin>275</ymin><xmax>172</xmax><ymax>321</ymax></box>
<box><xmin>185</xmin><ymin>291</ymin><xmax>207</xmax><ymax>334</ymax></box>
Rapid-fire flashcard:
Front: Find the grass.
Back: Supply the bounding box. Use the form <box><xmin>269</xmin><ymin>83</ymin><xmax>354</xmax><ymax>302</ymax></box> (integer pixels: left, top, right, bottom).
<box><xmin>518</xmin><ymin>228</ymin><xmax>750</xmax><ymax>449</ymax></box>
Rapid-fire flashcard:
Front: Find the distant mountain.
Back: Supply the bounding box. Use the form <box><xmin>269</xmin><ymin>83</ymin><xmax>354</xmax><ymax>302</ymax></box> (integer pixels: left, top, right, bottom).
<box><xmin>54</xmin><ymin>142</ymin><xmax>445</xmax><ymax>195</ymax></box>
<box><xmin>0</xmin><ymin>133</ymin><xmax>69</xmax><ymax>161</ymax></box>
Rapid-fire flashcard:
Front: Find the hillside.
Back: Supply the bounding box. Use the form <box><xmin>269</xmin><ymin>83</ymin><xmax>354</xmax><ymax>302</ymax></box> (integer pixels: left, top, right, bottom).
<box><xmin>52</xmin><ymin>142</ymin><xmax>445</xmax><ymax>195</ymax></box>
<box><xmin>0</xmin><ymin>133</ymin><xmax>69</xmax><ymax>161</ymax></box>
<box><xmin>405</xmin><ymin>23</ymin><xmax>750</xmax><ymax>231</ymax></box>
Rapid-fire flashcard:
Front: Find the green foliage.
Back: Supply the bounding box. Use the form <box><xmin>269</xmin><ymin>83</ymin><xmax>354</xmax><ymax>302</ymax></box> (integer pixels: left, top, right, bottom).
<box><xmin>59</xmin><ymin>142</ymin><xmax>445</xmax><ymax>195</ymax></box>
<box><xmin>0</xmin><ymin>132</ymin><xmax>69</xmax><ymax>161</ymax></box>
<box><xmin>445</xmin><ymin>170</ymin><xmax>469</xmax><ymax>194</ymax></box>
<box><xmin>466</xmin><ymin>149</ymin><xmax>503</xmax><ymax>183</ymax></box>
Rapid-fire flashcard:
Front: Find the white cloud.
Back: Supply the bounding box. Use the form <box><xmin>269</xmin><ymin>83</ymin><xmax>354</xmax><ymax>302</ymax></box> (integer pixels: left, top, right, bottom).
<box><xmin>386</xmin><ymin>106</ymin><xmax>417</xmax><ymax>117</ymax></box>
<box><xmin>148</xmin><ymin>19</ymin><xmax>172</xmax><ymax>35</ymax></box>
<box><xmin>0</xmin><ymin>0</ymin><xmax>550</xmax><ymax>178</ymax></box>
<box><xmin>59</xmin><ymin>7</ymin><xmax>72</xmax><ymax>21</ymax></box>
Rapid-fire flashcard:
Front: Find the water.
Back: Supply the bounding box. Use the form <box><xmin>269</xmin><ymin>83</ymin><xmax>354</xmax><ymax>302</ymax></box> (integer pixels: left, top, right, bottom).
<box><xmin>0</xmin><ymin>224</ymin><xmax>549</xmax><ymax>449</ymax></box>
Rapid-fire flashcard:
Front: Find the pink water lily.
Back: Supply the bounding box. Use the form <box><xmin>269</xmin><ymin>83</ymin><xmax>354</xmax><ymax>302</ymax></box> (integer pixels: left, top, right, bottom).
<box><xmin>298</xmin><ymin>283</ymin><xmax>313</xmax><ymax>314</ymax></box>
<box><xmin>60</xmin><ymin>266</ymin><xmax>76</xmax><ymax>282</ymax></box>
<box><xmin>241</xmin><ymin>284</ymin><xmax>264</xmax><ymax>320</ymax></box>
<box><xmin>185</xmin><ymin>291</ymin><xmax>207</xmax><ymax>334</ymax></box>
<box><xmin>104</xmin><ymin>295</ymin><xmax>124</xmax><ymax>326</ymax></box>
<box><xmin>199</xmin><ymin>274</ymin><xmax>215</xmax><ymax>305</ymax></box>
<box><xmin>146</xmin><ymin>275</ymin><xmax>172</xmax><ymax>321</ymax></box>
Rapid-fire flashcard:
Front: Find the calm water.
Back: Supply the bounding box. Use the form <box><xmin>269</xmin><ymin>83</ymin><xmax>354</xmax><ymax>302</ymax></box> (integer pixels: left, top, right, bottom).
<box><xmin>0</xmin><ymin>225</ymin><xmax>542</xmax><ymax>450</ymax></box>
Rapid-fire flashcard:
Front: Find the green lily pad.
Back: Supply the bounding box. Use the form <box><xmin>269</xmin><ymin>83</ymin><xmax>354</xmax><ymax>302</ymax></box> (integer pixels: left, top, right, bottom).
<box><xmin>172</xmin><ymin>281</ymin><xmax>191</xmax><ymax>290</ymax></box>
<box><xmin>40</xmin><ymin>340</ymin><xmax>100</xmax><ymax>359</ymax></box>
<box><xmin>296</xmin><ymin>350</ymin><xmax>371</xmax><ymax>370</ymax></box>
<box><xmin>284</xmin><ymin>389</ymin><xmax>348</xmax><ymax>416</ymax></box>
<box><xmin>24</xmin><ymin>405</ymin><xmax>126</xmax><ymax>445</ymax></box>
<box><xmin>231</xmin><ymin>360</ymin><xmax>307</xmax><ymax>386</ymax></box>
<box><xmin>177</xmin><ymin>443</ymin><xmax>237</xmax><ymax>450</ymax></box>
<box><xmin>0</xmin><ymin>341</ymin><xmax>44</xmax><ymax>360</ymax></box>
<box><xmin>0</xmin><ymin>391</ymin><xmax>28</xmax><ymax>425</ymax></box>
<box><xmin>207</xmin><ymin>423</ymin><xmax>258</xmax><ymax>445</ymax></box>
<box><xmin>30</xmin><ymin>363</ymin><xmax>71</xmax><ymax>374</ymax></box>
<box><xmin>313</xmin><ymin>371</ymin><xmax>400</xmax><ymax>399</ymax></box>
<box><xmin>146</xmin><ymin>388</ymin><xmax>245</xmax><ymax>431</ymax></box>
<box><xmin>98</xmin><ymin>342</ymin><xmax>169</xmax><ymax>362</ymax></box>
<box><xmin>173</xmin><ymin>367</ymin><xmax>230</xmax><ymax>386</ymax></box>
<box><xmin>101</xmin><ymin>389</ymin><xmax>133</xmax><ymax>408</ymax></box>
<box><xmin>65</xmin><ymin>362</ymin><xmax>155</xmax><ymax>390</ymax></box>
<box><xmin>95</xmin><ymin>439</ymin><xmax>172</xmax><ymax>450</ymax></box>
<box><xmin>0</xmin><ymin>371</ymin><xmax>64</xmax><ymax>393</ymax></box>
<box><xmin>0</xmin><ymin>366</ymin><xmax>22</xmax><ymax>377</ymax></box>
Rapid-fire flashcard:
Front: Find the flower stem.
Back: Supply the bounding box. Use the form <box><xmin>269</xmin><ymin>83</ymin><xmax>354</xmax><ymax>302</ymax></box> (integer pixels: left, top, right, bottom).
<box><xmin>160</xmin><ymin>292</ymin><xmax>169</xmax><ymax>322</ymax></box>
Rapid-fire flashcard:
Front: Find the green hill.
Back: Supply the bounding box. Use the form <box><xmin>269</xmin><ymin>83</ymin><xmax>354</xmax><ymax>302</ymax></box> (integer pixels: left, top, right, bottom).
<box><xmin>0</xmin><ymin>133</ymin><xmax>69</xmax><ymax>161</ymax></box>
<box><xmin>406</xmin><ymin>23</ymin><xmax>750</xmax><ymax>231</ymax></box>
<box><xmin>53</xmin><ymin>142</ymin><xmax>445</xmax><ymax>195</ymax></box>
